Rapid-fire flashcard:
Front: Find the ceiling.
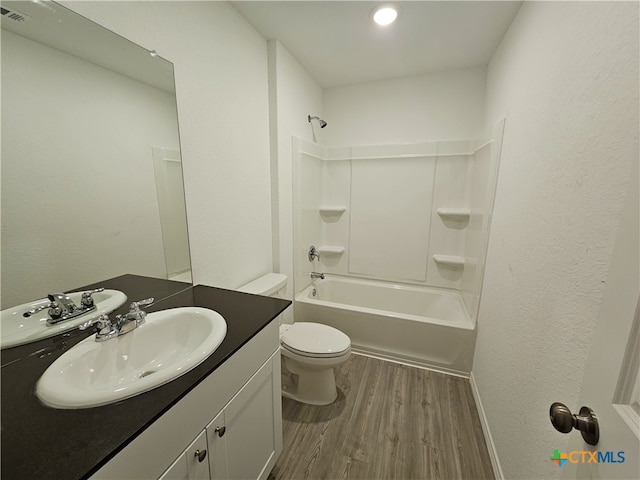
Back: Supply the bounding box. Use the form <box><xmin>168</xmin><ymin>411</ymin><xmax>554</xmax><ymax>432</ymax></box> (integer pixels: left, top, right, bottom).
<box><xmin>232</xmin><ymin>1</ymin><xmax>522</xmax><ymax>88</ymax></box>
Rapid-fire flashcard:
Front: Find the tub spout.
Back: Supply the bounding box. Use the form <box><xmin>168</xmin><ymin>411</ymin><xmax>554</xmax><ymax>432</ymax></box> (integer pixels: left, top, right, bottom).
<box><xmin>311</xmin><ymin>272</ymin><xmax>325</xmax><ymax>280</ymax></box>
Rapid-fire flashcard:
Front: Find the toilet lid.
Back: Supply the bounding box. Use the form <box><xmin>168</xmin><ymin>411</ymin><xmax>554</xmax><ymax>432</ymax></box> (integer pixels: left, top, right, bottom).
<box><xmin>281</xmin><ymin>322</ymin><xmax>351</xmax><ymax>358</ymax></box>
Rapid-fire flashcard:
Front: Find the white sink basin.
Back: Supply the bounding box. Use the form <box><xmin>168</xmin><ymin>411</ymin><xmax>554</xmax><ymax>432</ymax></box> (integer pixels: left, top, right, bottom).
<box><xmin>35</xmin><ymin>307</ymin><xmax>227</xmax><ymax>409</ymax></box>
<box><xmin>0</xmin><ymin>290</ymin><xmax>127</xmax><ymax>349</ymax></box>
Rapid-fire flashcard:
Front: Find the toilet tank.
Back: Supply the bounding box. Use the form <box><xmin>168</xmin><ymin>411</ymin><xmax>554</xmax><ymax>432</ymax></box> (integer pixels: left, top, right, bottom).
<box><xmin>238</xmin><ymin>273</ymin><xmax>287</xmax><ymax>297</ymax></box>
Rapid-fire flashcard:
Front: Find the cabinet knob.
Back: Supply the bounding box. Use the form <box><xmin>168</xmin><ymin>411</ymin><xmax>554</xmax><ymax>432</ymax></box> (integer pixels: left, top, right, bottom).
<box><xmin>215</xmin><ymin>426</ymin><xmax>226</xmax><ymax>437</ymax></box>
<box><xmin>194</xmin><ymin>449</ymin><xmax>207</xmax><ymax>462</ymax></box>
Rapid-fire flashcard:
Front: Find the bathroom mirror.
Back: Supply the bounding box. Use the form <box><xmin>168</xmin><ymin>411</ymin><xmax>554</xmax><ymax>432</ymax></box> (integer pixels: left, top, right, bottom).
<box><xmin>1</xmin><ymin>0</ymin><xmax>192</xmax><ymax>310</ymax></box>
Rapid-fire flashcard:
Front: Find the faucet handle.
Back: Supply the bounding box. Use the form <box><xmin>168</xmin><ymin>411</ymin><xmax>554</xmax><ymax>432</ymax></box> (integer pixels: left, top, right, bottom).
<box><xmin>130</xmin><ymin>297</ymin><xmax>154</xmax><ymax>312</ymax></box>
<box><xmin>47</xmin><ymin>302</ymin><xmax>63</xmax><ymax>318</ymax></box>
<box><xmin>79</xmin><ymin>314</ymin><xmax>111</xmax><ymax>331</ymax></box>
<box><xmin>126</xmin><ymin>298</ymin><xmax>154</xmax><ymax>327</ymax></box>
<box><xmin>80</xmin><ymin>314</ymin><xmax>117</xmax><ymax>342</ymax></box>
<box><xmin>83</xmin><ymin>288</ymin><xmax>105</xmax><ymax>295</ymax></box>
<box><xmin>81</xmin><ymin>288</ymin><xmax>104</xmax><ymax>308</ymax></box>
<box><xmin>308</xmin><ymin>245</ymin><xmax>320</xmax><ymax>262</ymax></box>
<box><xmin>23</xmin><ymin>302</ymin><xmax>55</xmax><ymax>318</ymax></box>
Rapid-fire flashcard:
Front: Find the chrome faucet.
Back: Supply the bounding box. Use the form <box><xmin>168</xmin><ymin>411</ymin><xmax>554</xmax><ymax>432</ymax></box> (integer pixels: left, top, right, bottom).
<box><xmin>80</xmin><ymin>297</ymin><xmax>154</xmax><ymax>341</ymax></box>
<box><xmin>116</xmin><ymin>298</ymin><xmax>154</xmax><ymax>335</ymax></box>
<box><xmin>79</xmin><ymin>314</ymin><xmax>118</xmax><ymax>342</ymax></box>
<box><xmin>310</xmin><ymin>272</ymin><xmax>325</xmax><ymax>280</ymax></box>
<box><xmin>47</xmin><ymin>292</ymin><xmax>78</xmax><ymax>319</ymax></box>
<box><xmin>308</xmin><ymin>245</ymin><xmax>320</xmax><ymax>262</ymax></box>
<box><xmin>43</xmin><ymin>288</ymin><xmax>104</xmax><ymax>325</ymax></box>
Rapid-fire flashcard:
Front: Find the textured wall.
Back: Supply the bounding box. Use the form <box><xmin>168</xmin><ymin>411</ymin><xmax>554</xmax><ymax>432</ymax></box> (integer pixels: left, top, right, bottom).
<box><xmin>473</xmin><ymin>2</ymin><xmax>639</xmax><ymax>478</ymax></box>
<box><xmin>322</xmin><ymin>66</ymin><xmax>486</xmax><ymax>146</ymax></box>
<box><xmin>64</xmin><ymin>1</ymin><xmax>273</xmax><ymax>289</ymax></box>
<box><xmin>268</xmin><ymin>40</ymin><xmax>323</xmax><ymax>316</ymax></box>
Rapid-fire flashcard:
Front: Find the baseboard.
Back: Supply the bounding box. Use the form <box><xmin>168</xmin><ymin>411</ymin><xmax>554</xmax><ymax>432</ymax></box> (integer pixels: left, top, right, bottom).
<box><xmin>350</xmin><ymin>347</ymin><xmax>470</xmax><ymax>378</ymax></box>
<box><xmin>469</xmin><ymin>372</ymin><xmax>504</xmax><ymax>480</ymax></box>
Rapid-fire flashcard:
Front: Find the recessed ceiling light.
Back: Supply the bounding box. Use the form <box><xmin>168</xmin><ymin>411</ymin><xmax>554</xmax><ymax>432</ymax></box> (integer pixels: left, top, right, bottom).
<box><xmin>372</xmin><ymin>4</ymin><xmax>399</xmax><ymax>26</ymax></box>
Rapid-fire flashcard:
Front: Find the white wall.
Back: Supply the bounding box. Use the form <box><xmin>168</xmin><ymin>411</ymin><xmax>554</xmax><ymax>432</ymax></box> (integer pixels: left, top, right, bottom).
<box><xmin>473</xmin><ymin>2</ymin><xmax>639</xmax><ymax>478</ymax></box>
<box><xmin>323</xmin><ymin>66</ymin><xmax>486</xmax><ymax>146</ymax></box>
<box><xmin>460</xmin><ymin>122</ymin><xmax>505</xmax><ymax>323</ymax></box>
<box><xmin>1</xmin><ymin>30</ymin><xmax>177</xmax><ymax>307</ymax></box>
<box><xmin>268</xmin><ymin>40</ymin><xmax>323</xmax><ymax>309</ymax></box>
<box><xmin>293</xmin><ymin>141</ymin><xmax>325</xmax><ymax>296</ymax></box>
<box><xmin>64</xmin><ymin>1</ymin><xmax>273</xmax><ymax>289</ymax></box>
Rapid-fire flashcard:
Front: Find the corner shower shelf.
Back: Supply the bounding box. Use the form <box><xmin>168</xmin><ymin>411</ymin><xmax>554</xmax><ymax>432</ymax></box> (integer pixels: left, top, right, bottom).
<box><xmin>319</xmin><ymin>205</ymin><xmax>346</xmax><ymax>215</ymax></box>
<box><xmin>433</xmin><ymin>255</ymin><xmax>465</xmax><ymax>267</ymax></box>
<box><xmin>436</xmin><ymin>208</ymin><xmax>470</xmax><ymax>220</ymax></box>
<box><xmin>318</xmin><ymin>245</ymin><xmax>345</xmax><ymax>255</ymax></box>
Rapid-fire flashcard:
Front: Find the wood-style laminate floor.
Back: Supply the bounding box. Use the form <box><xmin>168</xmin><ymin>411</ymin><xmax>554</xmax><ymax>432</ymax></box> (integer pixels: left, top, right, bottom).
<box><xmin>270</xmin><ymin>354</ymin><xmax>494</xmax><ymax>480</ymax></box>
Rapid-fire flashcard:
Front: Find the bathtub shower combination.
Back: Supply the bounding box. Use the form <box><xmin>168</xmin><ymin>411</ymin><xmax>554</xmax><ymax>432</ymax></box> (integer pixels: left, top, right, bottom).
<box><xmin>293</xmin><ymin>121</ymin><xmax>505</xmax><ymax>376</ymax></box>
<box><xmin>296</xmin><ymin>276</ymin><xmax>475</xmax><ymax>374</ymax></box>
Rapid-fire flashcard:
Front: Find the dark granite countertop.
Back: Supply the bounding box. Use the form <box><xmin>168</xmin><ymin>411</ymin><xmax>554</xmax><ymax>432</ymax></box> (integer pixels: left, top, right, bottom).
<box><xmin>0</xmin><ymin>275</ymin><xmax>290</xmax><ymax>480</ymax></box>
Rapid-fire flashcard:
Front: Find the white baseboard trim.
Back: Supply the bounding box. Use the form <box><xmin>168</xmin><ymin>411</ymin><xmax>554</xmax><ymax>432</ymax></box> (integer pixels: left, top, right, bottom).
<box><xmin>350</xmin><ymin>347</ymin><xmax>470</xmax><ymax>378</ymax></box>
<box><xmin>469</xmin><ymin>372</ymin><xmax>504</xmax><ymax>480</ymax></box>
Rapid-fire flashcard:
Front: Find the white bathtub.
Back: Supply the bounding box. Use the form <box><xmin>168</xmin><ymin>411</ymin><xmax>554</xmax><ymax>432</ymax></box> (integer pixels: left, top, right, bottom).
<box><xmin>294</xmin><ymin>276</ymin><xmax>476</xmax><ymax>375</ymax></box>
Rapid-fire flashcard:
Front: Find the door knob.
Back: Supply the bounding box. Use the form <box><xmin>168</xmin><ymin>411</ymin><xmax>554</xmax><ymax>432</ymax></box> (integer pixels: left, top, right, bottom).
<box><xmin>549</xmin><ymin>402</ymin><xmax>599</xmax><ymax>445</ymax></box>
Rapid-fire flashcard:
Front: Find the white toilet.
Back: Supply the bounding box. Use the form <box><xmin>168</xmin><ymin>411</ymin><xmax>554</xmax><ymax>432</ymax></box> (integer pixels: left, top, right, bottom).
<box><xmin>238</xmin><ymin>273</ymin><xmax>351</xmax><ymax>405</ymax></box>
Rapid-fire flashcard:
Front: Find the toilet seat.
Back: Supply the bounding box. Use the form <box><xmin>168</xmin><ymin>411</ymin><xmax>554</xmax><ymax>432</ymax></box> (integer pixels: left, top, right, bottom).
<box><xmin>280</xmin><ymin>322</ymin><xmax>351</xmax><ymax>358</ymax></box>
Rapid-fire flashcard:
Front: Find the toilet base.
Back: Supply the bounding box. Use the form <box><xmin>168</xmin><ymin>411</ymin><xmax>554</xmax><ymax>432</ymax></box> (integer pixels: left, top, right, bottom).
<box><xmin>281</xmin><ymin>357</ymin><xmax>339</xmax><ymax>405</ymax></box>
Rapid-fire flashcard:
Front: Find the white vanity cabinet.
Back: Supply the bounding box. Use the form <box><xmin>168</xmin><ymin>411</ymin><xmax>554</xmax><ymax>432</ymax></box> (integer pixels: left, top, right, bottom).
<box><xmin>162</xmin><ymin>354</ymin><xmax>280</xmax><ymax>480</ymax></box>
<box><xmin>93</xmin><ymin>320</ymin><xmax>283</xmax><ymax>480</ymax></box>
<box><xmin>205</xmin><ymin>355</ymin><xmax>279</xmax><ymax>480</ymax></box>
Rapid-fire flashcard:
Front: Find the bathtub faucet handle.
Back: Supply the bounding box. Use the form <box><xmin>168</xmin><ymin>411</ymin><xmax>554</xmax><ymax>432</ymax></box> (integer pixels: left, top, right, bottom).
<box><xmin>308</xmin><ymin>245</ymin><xmax>320</xmax><ymax>262</ymax></box>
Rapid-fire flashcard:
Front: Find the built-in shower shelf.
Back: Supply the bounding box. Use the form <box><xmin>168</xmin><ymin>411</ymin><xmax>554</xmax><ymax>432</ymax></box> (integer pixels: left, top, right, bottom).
<box><xmin>319</xmin><ymin>205</ymin><xmax>346</xmax><ymax>214</ymax></box>
<box><xmin>433</xmin><ymin>255</ymin><xmax>465</xmax><ymax>267</ymax></box>
<box><xmin>318</xmin><ymin>245</ymin><xmax>345</xmax><ymax>255</ymax></box>
<box><xmin>436</xmin><ymin>208</ymin><xmax>470</xmax><ymax>220</ymax></box>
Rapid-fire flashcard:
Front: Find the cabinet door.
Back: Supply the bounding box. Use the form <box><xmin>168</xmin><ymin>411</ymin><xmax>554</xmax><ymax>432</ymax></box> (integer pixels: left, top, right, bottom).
<box><xmin>205</xmin><ymin>410</ymin><xmax>228</xmax><ymax>480</ymax></box>
<box><xmin>159</xmin><ymin>429</ymin><xmax>208</xmax><ymax>480</ymax></box>
<box><xmin>185</xmin><ymin>430</ymin><xmax>210</xmax><ymax>480</ymax></box>
<box><xmin>224</xmin><ymin>355</ymin><xmax>278</xmax><ymax>480</ymax></box>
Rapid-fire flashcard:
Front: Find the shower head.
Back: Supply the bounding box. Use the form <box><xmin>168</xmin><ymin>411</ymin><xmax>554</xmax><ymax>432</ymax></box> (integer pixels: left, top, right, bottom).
<box><xmin>308</xmin><ymin>115</ymin><xmax>327</xmax><ymax>128</ymax></box>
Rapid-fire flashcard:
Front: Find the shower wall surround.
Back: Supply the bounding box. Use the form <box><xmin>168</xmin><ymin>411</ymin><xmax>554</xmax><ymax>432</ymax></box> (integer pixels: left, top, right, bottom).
<box><xmin>293</xmin><ymin>120</ymin><xmax>505</xmax><ymax>321</ymax></box>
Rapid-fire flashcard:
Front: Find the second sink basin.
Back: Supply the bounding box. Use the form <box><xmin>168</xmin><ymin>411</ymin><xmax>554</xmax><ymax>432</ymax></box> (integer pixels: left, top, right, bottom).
<box><xmin>1</xmin><ymin>290</ymin><xmax>127</xmax><ymax>349</ymax></box>
<box><xmin>35</xmin><ymin>307</ymin><xmax>227</xmax><ymax>409</ymax></box>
